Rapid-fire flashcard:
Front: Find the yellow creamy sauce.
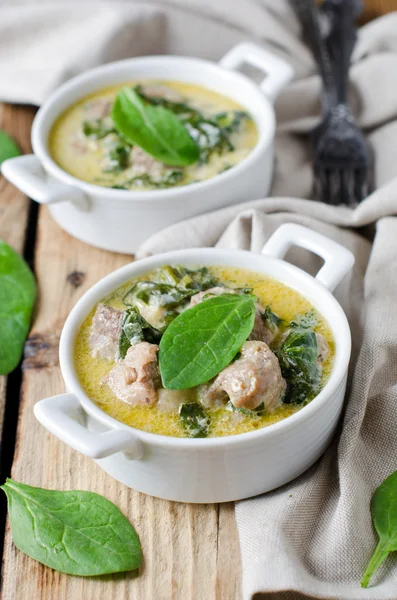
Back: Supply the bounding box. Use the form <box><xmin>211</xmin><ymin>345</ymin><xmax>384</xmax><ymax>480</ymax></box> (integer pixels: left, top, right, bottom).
<box><xmin>49</xmin><ymin>81</ymin><xmax>258</xmax><ymax>190</ymax></box>
<box><xmin>75</xmin><ymin>267</ymin><xmax>335</xmax><ymax>438</ymax></box>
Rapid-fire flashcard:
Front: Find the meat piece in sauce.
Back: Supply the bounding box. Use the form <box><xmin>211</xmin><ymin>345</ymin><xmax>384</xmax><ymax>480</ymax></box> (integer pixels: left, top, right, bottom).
<box><xmin>130</xmin><ymin>146</ymin><xmax>167</xmax><ymax>178</ymax></box>
<box><xmin>106</xmin><ymin>342</ymin><xmax>160</xmax><ymax>406</ymax></box>
<box><xmin>90</xmin><ymin>304</ymin><xmax>123</xmax><ymax>361</ymax></box>
<box><xmin>84</xmin><ymin>98</ymin><xmax>112</xmax><ymax>119</ymax></box>
<box><xmin>198</xmin><ymin>341</ymin><xmax>286</xmax><ymax>411</ymax></box>
<box><xmin>189</xmin><ymin>287</ymin><xmax>278</xmax><ymax>344</ymax></box>
<box><xmin>316</xmin><ymin>333</ymin><xmax>330</xmax><ymax>363</ymax></box>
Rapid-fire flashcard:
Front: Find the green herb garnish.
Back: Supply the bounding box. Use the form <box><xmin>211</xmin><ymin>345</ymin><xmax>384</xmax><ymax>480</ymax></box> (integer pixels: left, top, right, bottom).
<box><xmin>362</xmin><ymin>471</ymin><xmax>397</xmax><ymax>588</ymax></box>
<box><xmin>179</xmin><ymin>403</ymin><xmax>210</xmax><ymax>438</ymax></box>
<box><xmin>1</xmin><ymin>479</ymin><xmax>142</xmax><ymax>576</ymax></box>
<box><xmin>159</xmin><ymin>294</ymin><xmax>256</xmax><ymax>389</ymax></box>
<box><xmin>111</xmin><ymin>88</ymin><xmax>199</xmax><ymax>167</ymax></box>
<box><xmin>0</xmin><ymin>240</ymin><xmax>36</xmax><ymax>375</ymax></box>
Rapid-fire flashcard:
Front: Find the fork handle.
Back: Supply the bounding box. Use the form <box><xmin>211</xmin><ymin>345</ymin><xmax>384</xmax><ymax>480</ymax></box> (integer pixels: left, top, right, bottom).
<box><xmin>290</xmin><ymin>0</ymin><xmax>337</xmax><ymax>111</ymax></box>
<box><xmin>322</xmin><ymin>0</ymin><xmax>362</xmax><ymax>104</ymax></box>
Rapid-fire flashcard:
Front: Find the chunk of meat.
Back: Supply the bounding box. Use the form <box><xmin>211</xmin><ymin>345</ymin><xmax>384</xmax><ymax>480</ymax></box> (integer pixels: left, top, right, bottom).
<box><xmin>84</xmin><ymin>98</ymin><xmax>112</xmax><ymax>119</ymax></box>
<box><xmin>316</xmin><ymin>333</ymin><xmax>330</xmax><ymax>363</ymax></box>
<box><xmin>90</xmin><ymin>304</ymin><xmax>123</xmax><ymax>361</ymax></box>
<box><xmin>141</xmin><ymin>84</ymin><xmax>183</xmax><ymax>103</ymax></box>
<box><xmin>106</xmin><ymin>342</ymin><xmax>160</xmax><ymax>406</ymax></box>
<box><xmin>198</xmin><ymin>341</ymin><xmax>286</xmax><ymax>411</ymax></box>
<box><xmin>190</xmin><ymin>288</ymin><xmax>277</xmax><ymax>344</ymax></box>
<box><xmin>189</xmin><ymin>287</ymin><xmax>228</xmax><ymax>307</ymax></box>
<box><xmin>130</xmin><ymin>146</ymin><xmax>165</xmax><ymax>178</ymax></box>
<box><xmin>248</xmin><ymin>306</ymin><xmax>278</xmax><ymax>345</ymax></box>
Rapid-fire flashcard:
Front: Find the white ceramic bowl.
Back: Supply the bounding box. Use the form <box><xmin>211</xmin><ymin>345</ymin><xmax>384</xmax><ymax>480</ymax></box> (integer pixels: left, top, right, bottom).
<box><xmin>1</xmin><ymin>42</ymin><xmax>293</xmax><ymax>254</ymax></box>
<box><xmin>34</xmin><ymin>224</ymin><xmax>354</xmax><ymax>503</ymax></box>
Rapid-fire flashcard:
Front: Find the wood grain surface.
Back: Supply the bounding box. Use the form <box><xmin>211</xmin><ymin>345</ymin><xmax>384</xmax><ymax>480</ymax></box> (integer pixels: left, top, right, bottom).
<box><xmin>0</xmin><ymin>105</ymin><xmax>242</xmax><ymax>599</ymax></box>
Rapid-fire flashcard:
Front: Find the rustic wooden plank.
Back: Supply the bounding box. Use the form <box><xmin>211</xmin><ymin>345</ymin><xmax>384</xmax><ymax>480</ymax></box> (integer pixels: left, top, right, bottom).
<box><xmin>0</xmin><ymin>104</ymin><xmax>36</xmax><ymax>437</ymax></box>
<box><xmin>2</xmin><ymin>203</ymin><xmax>242</xmax><ymax>598</ymax></box>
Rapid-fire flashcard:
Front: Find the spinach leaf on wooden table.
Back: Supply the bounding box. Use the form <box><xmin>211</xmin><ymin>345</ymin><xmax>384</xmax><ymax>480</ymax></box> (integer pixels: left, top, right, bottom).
<box><xmin>159</xmin><ymin>294</ymin><xmax>256</xmax><ymax>389</ymax></box>
<box><xmin>0</xmin><ymin>129</ymin><xmax>20</xmax><ymax>165</ymax></box>
<box><xmin>112</xmin><ymin>88</ymin><xmax>199</xmax><ymax>167</ymax></box>
<box><xmin>1</xmin><ymin>479</ymin><xmax>142</xmax><ymax>576</ymax></box>
<box><xmin>362</xmin><ymin>470</ymin><xmax>397</xmax><ymax>588</ymax></box>
<box><xmin>0</xmin><ymin>240</ymin><xmax>36</xmax><ymax>375</ymax></box>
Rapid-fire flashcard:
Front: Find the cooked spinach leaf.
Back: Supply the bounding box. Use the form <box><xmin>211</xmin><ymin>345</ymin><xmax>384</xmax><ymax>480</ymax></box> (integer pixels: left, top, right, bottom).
<box><xmin>0</xmin><ymin>240</ymin><xmax>36</xmax><ymax>375</ymax></box>
<box><xmin>290</xmin><ymin>309</ymin><xmax>317</xmax><ymax>330</ymax></box>
<box><xmin>119</xmin><ymin>307</ymin><xmax>162</xmax><ymax>359</ymax></box>
<box><xmin>261</xmin><ymin>305</ymin><xmax>284</xmax><ymax>335</ymax></box>
<box><xmin>112</xmin><ymin>171</ymin><xmax>184</xmax><ymax>190</ymax></box>
<box><xmin>362</xmin><ymin>470</ymin><xmax>397</xmax><ymax>588</ymax></box>
<box><xmin>212</xmin><ymin>110</ymin><xmax>249</xmax><ymax>133</ymax></box>
<box><xmin>112</xmin><ymin>88</ymin><xmax>199</xmax><ymax>167</ymax></box>
<box><xmin>1</xmin><ymin>479</ymin><xmax>142</xmax><ymax>576</ymax></box>
<box><xmin>124</xmin><ymin>281</ymin><xmax>194</xmax><ymax>309</ymax></box>
<box><xmin>83</xmin><ymin>118</ymin><xmax>115</xmax><ymax>140</ymax></box>
<box><xmin>156</xmin><ymin>265</ymin><xmax>219</xmax><ymax>291</ymax></box>
<box><xmin>179</xmin><ymin>402</ymin><xmax>210</xmax><ymax>438</ymax></box>
<box><xmin>276</xmin><ymin>328</ymin><xmax>320</xmax><ymax>404</ymax></box>
<box><xmin>103</xmin><ymin>141</ymin><xmax>131</xmax><ymax>172</ymax></box>
<box><xmin>0</xmin><ymin>130</ymin><xmax>21</xmax><ymax>165</ymax></box>
<box><xmin>227</xmin><ymin>401</ymin><xmax>265</xmax><ymax>417</ymax></box>
<box><xmin>159</xmin><ymin>294</ymin><xmax>256</xmax><ymax>389</ymax></box>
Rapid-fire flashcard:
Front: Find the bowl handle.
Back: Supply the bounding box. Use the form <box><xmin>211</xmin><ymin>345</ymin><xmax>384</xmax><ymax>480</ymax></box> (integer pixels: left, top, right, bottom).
<box><xmin>219</xmin><ymin>42</ymin><xmax>293</xmax><ymax>102</ymax></box>
<box><xmin>261</xmin><ymin>223</ymin><xmax>355</xmax><ymax>292</ymax></box>
<box><xmin>34</xmin><ymin>393</ymin><xmax>143</xmax><ymax>459</ymax></box>
<box><xmin>1</xmin><ymin>155</ymin><xmax>90</xmax><ymax>211</ymax></box>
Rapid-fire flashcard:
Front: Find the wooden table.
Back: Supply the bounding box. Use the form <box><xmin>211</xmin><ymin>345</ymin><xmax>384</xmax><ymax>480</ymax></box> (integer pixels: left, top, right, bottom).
<box><xmin>0</xmin><ymin>104</ymin><xmax>242</xmax><ymax>599</ymax></box>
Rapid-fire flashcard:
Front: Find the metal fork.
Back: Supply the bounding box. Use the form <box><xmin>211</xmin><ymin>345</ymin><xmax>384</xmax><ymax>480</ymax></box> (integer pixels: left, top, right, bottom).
<box><xmin>291</xmin><ymin>0</ymin><xmax>372</xmax><ymax>205</ymax></box>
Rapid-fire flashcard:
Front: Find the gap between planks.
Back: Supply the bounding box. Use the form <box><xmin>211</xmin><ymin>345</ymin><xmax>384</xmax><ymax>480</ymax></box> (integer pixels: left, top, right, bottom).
<box><xmin>1</xmin><ymin>150</ymin><xmax>243</xmax><ymax>598</ymax></box>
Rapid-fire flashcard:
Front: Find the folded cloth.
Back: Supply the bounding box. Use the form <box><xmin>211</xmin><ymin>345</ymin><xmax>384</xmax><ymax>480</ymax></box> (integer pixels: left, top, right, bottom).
<box><xmin>4</xmin><ymin>0</ymin><xmax>397</xmax><ymax>598</ymax></box>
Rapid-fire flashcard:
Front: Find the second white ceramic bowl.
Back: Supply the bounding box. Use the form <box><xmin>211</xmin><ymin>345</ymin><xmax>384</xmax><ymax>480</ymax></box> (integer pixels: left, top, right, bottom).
<box><xmin>1</xmin><ymin>42</ymin><xmax>293</xmax><ymax>253</ymax></box>
<box><xmin>34</xmin><ymin>224</ymin><xmax>354</xmax><ymax>503</ymax></box>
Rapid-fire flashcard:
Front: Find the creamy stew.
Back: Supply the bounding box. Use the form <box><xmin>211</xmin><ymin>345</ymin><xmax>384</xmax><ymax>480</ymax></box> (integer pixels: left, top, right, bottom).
<box><xmin>75</xmin><ymin>266</ymin><xmax>334</xmax><ymax>438</ymax></box>
<box><xmin>50</xmin><ymin>81</ymin><xmax>258</xmax><ymax>191</ymax></box>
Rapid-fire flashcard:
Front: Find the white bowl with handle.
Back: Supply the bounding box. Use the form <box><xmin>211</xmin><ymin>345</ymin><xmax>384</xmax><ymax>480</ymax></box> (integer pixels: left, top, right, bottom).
<box><xmin>34</xmin><ymin>224</ymin><xmax>354</xmax><ymax>503</ymax></box>
<box><xmin>1</xmin><ymin>42</ymin><xmax>293</xmax><ymax>254</ymax></box>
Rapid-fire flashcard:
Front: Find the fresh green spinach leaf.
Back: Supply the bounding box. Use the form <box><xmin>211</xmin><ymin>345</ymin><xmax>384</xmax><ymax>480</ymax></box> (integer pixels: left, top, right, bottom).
<box><xmin>276</xmin><ymin>328</ymin><xmax>320</xmax><ymax>404</ymax></box>
<box><xmin>1</xmin><ymin>479</ymin><xmax>142</xmax><ymax>576</ymax></box>
<box><xmin>0</xmin><ymin>130</ymin><xmax>21</xmax><ymax>165</ymax></box>
<box><xmin>112</xmin><ymin>88</ymin><xmax>199</xmax><ymax>167</ymax></box>
<box><xmin>119</xmin><ymin>307</ymin><xmax>162</xmax><ymax>359</ymax></box>
<box><xmin>0</xmin><ymin>240</ymin><xmax>36</xmax><ymax>375</ymax></box>
<box><xmin>362</xmin><ymin>471</ymin><xmax>397</xmax><ymax>588</ymax></box>
<box><xmin>134</xmin><ymin>87</ymin><xmax>251</xmax><ymax>164</ymax></box>
<box><xmin>159</xmin><ymin>294</ymin><xmax>256</xmax><ymax>389</ymax></box>
<box><xmin>179</xmin><ymin>402</ymin><xmax>210</xmax><ymax>438</ymax></box>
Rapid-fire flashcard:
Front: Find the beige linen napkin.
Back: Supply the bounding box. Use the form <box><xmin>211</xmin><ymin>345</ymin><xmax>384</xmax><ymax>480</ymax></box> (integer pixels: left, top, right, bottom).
<box><xmin>3</xmin><ymin>0</ymin><xmax>397</xmax><ymax>598</ymax></box>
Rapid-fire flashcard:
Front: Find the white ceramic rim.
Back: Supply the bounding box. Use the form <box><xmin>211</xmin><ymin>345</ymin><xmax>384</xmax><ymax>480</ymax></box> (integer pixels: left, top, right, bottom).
<box><xmin>31</xmin><ymin>55</ymin><xmax>274</xmax><ymax>204</ymax></box>
<box><xmin>60</xmin><ymin>248</ymin><xmax>351</xmax><ymax>449</ymax></box>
